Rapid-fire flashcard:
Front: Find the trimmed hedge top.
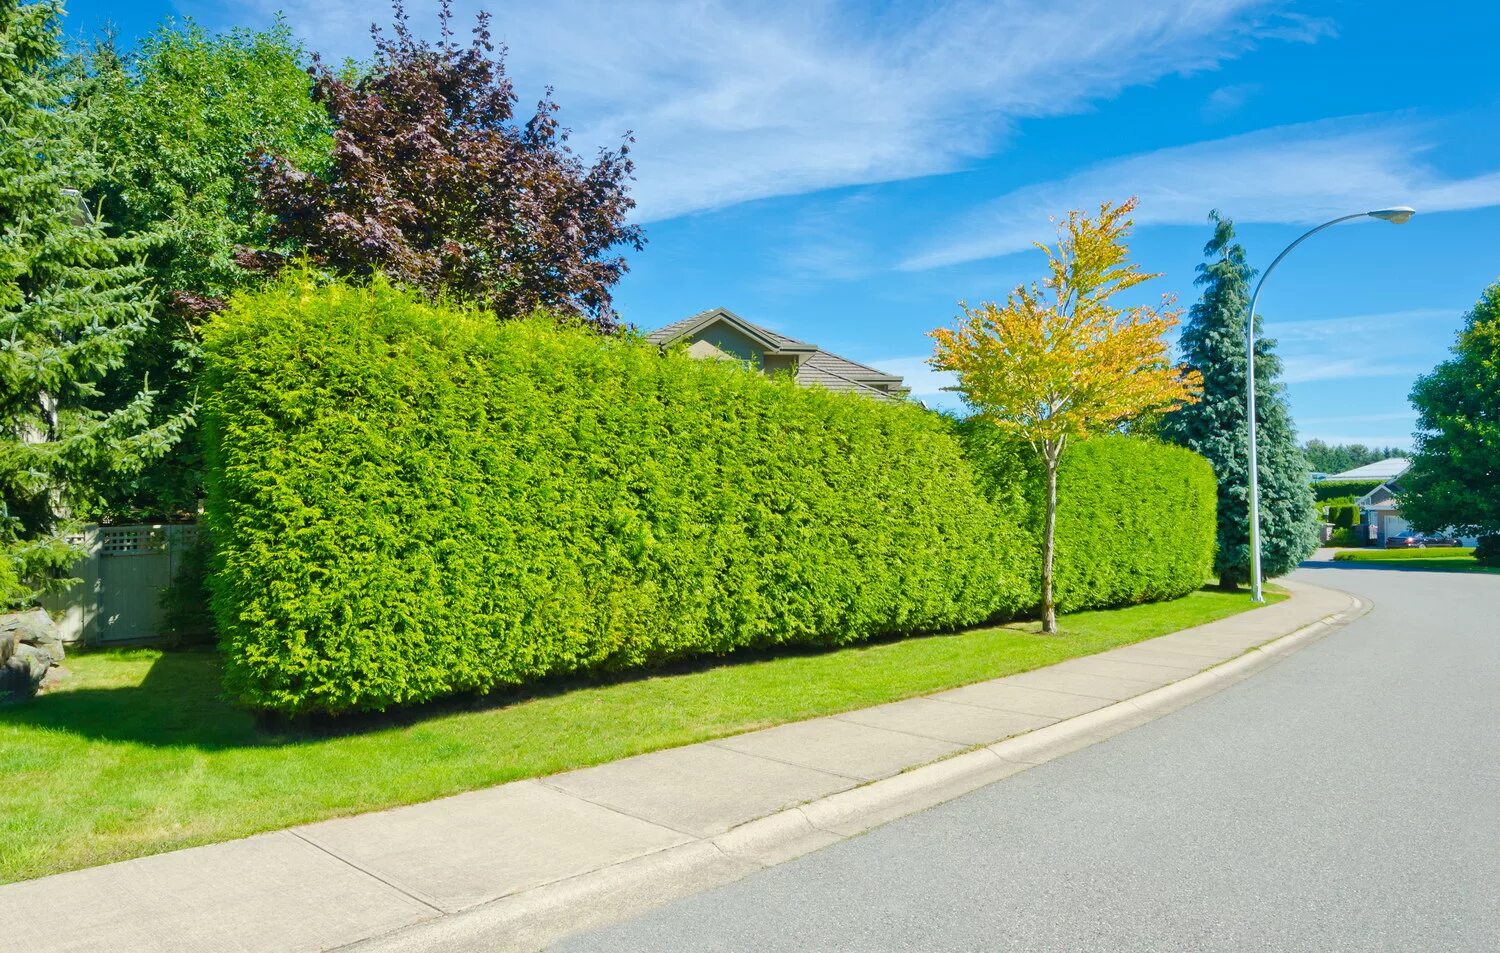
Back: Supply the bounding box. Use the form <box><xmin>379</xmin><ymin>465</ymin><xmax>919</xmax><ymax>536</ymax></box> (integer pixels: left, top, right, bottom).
<box><xmin>203</xmin><ymin>278</ymin><xmax>1217</xmax><ymax>715</ymax></box>
<box><xmin>1313</xmin><ymin>479</ymin><xmax>1383</xmax><ymax>502</ymax></box>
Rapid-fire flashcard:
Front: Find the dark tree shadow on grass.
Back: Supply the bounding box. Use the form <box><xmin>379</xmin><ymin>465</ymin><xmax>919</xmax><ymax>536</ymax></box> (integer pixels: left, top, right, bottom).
<box><xmin>0</xmin><ymin>583</ymin><xmax>1253</xmax><ymax>749</ymax></box>
<box><xmin>0</xmin><ymin>649</ymin><xmax>268</xmax><ymax>750</ymax></box>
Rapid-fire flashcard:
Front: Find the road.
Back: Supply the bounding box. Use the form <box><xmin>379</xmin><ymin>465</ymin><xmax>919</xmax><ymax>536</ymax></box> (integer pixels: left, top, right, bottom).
<box><xmin>555</xmin><ymin>563</ymin><xmax>1499</xmax><ymax>952</ymax></box>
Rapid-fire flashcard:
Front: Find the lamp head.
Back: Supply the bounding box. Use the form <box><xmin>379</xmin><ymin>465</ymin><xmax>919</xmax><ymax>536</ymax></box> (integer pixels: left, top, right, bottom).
<box><xmin>1367</xmin><ymin>206</ymin><xmax>1416</xmax><ymax>224</ymax></box>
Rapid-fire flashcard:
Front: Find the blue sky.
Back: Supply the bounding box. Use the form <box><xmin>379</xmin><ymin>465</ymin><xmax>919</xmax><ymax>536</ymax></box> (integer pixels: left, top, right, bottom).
<box><xmin>62</xmin><ymin>0</ymin><xmax>1500</xmax><ymax>448</ymax></box>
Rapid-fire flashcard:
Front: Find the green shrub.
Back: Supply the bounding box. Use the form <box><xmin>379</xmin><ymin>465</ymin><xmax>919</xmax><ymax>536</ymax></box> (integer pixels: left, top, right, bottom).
<box><xmin>201</xmin><ymin>278</ymin><xmax>1029</xmax><ymax>714</ymax></box>
<box><xmin>1049</xmin><ymin>438</ymin><xmax>1216</xmax><ymax>610</ymax></box>
<box><xmin>1474</xmin><ymin>536</ymin><xmax>1500</xmax><ymax>566</ymax></box>
<box><xmin>1313</xmin><ymin>479</ymin><xmax>1382</xmax><ymax>502</ymax></box>
<box><xmin>1324</xmin><ymin>502</ymin><xmax>1361</xmax><ymax>528</ymax></box>
<box><xmin>1328</xmin><ymin>526</ymin><xmax>1363</xmax><ymax>547</ymax></box>
<box><xmin>961</xmin><ymin>427</ymin><xmax>1216</xmax><ymax>613</ymax></box>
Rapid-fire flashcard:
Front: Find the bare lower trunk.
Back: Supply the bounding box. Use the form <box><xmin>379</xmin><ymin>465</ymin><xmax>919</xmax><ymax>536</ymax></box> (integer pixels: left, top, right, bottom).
<box><xmin>1218</xmin><ymin>571</ymin><xmax>1239</xmax><ymax>591</ymax></box>
<box><xmin>1041</xmin><ymin>452</ymin><xmax>1059</xmax><ymax>634</ymax></box>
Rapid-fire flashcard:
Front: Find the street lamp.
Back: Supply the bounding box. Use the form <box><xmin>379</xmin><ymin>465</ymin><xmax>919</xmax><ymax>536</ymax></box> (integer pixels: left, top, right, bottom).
<box><xmin>1245</xmin><ymin>207</ymin><xmax>1415</xmax><ymax>602</ymax></box>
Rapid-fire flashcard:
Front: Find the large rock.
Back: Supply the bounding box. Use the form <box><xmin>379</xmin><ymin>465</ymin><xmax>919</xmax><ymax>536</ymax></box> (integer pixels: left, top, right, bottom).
<box><xmin>1</xmin><ymin>644</ymin><xmax>52</xmax><ymax>700</ymax></box>
<box><xmin>0</xmin><ymin>607</ymin><xmax>64</xmax><ymax>665</ymax></box>
<box><xmin>0</xmin><ymin>609</ymin><xmax>64</xmax><ymax>702</ymax></box>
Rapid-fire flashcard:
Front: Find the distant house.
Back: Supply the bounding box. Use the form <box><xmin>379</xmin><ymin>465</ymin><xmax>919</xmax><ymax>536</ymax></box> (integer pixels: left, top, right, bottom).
<box><xmin>1328</xmin><ymin>457</ymin><xmax>1481</xmax><ymax>547</ymax></box>
<box><xmin>647</xmin><ymin>308</ymin><xmax>910</xmax><ymax>401</ymax></box>
<box><xmin>1325</xmin><ymin>457</ymin><xmax>1413</xmax><ymax>545</ymax></box>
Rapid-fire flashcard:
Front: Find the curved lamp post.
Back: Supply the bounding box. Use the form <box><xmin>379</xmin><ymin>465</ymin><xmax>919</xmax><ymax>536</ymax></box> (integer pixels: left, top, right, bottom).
<box><xmin>1246</xmin><ymin>206</ymin><xmax>1416</xmax><ymax>602</ymax></box>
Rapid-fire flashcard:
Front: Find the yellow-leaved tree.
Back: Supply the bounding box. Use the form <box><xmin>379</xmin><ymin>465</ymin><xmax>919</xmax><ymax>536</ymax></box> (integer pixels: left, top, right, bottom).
<box><xmin>931</xmin><ymin>198</ymin><xmax>1202</xmax><ymax>633</ymax></box>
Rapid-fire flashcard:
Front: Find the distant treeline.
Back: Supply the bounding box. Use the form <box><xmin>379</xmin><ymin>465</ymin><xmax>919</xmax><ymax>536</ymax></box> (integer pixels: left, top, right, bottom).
<box><xmin>1302</xmin><ymin>440</ymin><xmax>1406</xmax><ymax>475</ymax></box>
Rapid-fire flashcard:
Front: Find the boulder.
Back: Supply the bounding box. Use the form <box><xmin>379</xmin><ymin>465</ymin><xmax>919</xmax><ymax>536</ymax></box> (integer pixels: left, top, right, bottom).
<box><xmin>0</xmin><ymin>607</ymin><xmax>64</xmax><ymax>665</ymax></box>
<box><xmin>0</xmin><ymin>609</ymin><xmax>65</xmax><ymax>702</ymax></box>
<box><xmin>1</xmin><ymin>643</ymin><xmax>52</xmax><ymax>701</ymax></box>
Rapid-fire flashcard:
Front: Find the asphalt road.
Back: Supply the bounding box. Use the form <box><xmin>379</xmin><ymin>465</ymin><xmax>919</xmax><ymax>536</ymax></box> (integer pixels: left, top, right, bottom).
<box><xmin>555</xmin><ymin>563</ymin><xmax>1499</xmax><ymax>952</ymax></box>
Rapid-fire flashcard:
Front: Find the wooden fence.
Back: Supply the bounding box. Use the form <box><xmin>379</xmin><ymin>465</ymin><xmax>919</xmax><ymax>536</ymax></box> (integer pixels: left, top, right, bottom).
<box><xmin>42</xmin><ymin>523</ymin><xmax>202</xmax><ymax>646</ymax></box>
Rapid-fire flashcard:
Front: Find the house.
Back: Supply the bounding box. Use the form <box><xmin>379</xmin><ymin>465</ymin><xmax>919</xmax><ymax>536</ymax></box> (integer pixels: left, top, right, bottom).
<box><xmin>1324</xmin><ymin>457</ymin><xmax>1414</xmax><ymax>545</ymax></box>
<box><xmin>646</xmin><ymin>308</ymin><xmax>910</xmax><ymax>401</ymax></box>
<box><xmin>1327</xmin><ymin>457</ymin><xmax>1482</xmax><ymax>547</ymax></box>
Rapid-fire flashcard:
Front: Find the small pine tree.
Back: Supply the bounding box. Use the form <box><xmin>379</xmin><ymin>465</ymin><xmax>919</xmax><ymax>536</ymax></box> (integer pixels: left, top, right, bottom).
<box><xmin>0</xmin><ymin>0</ymin><xmax>183</xmax><ymax>602</ymax></box>
<box><xmin>1161</xmin><ymin>212</ymin><xmax>1318</xmax><ymax>587</ymax></box>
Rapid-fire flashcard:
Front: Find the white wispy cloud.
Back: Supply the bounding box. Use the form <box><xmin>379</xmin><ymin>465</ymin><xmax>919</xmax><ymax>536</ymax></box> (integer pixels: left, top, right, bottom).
<box><xmin>1273</xmin><ymin>308</ymin><xmax>1459</xmax><ymax>384</ymax></box>
<box><xmin>1280</xmin><ymin>356</ymin><xmax>1429</xmax><ymax>384</ymax></box>
<box><xmin>197</xmin><ymin>0</ymin><xmax>1318</xmax><ymax>221</ymax></box>
<box><xmin>1270</xmin><ymin>308</ymin><xmax>1456</xmax><ymax>344</ymax></box>
<box><xmin>1201</xmin><ymin>82</ymin><xmax>1261</xmax><ymax>121</ymax></box>
<box><xmin>902</xmin><ymin>117</ymin><xmax>1500</xmax><ymax>270</ymax></box>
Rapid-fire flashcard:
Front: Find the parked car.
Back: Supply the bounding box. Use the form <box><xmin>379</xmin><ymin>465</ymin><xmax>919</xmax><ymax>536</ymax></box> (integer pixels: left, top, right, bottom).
<box><xmin>1384</xmin><ymin>531</ymin><xmax>1463</xmax><ymax>548</ymax></box>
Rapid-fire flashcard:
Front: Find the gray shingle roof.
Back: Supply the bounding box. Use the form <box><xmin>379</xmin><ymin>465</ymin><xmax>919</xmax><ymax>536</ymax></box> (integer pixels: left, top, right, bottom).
<box><xmin>793</xmin><ymin>361</ymin><xmax>895</xmax><ymax>398</ymax></box>
<box><xmin>1324</xmin><ymin>458</ymin><xmax>1411</xmax><ymax>482</ymax></box>
<box><xmin>645</xmin><ymin>307</ymin><xmax>817</xmax><ymax>352</ymax></box>
<box><xmin>648</xmin><ymin>307</ymin><xmax>908</xmax><ymax>401</ymax></box>
<box><xmin>799</xmin><ymin>349</ymin><xmax>904</xmax><ymax>384</ymax></box>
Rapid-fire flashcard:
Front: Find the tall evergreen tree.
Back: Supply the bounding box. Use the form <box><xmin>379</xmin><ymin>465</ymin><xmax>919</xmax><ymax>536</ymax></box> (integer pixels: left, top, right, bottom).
<box><xmin>81</xmin><ymin>20</ymin><xmax>331</xmax><ymax>514</ymax></box>
<box><xmin>0</xmin><ymin>0</ymin><xmax>183</xmax><ymax>602</ymax></box>
<box><xmin>1161</xmin><ymin>212</ymin><xmax>1317</xmax><ymax>588</ymax></box>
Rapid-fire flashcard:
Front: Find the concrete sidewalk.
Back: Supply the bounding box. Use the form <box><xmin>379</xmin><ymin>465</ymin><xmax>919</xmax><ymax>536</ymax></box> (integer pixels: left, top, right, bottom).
<box><xmin>4</xmin><ymin>580</ymin><xmax>1361</xmax><ymax>953</ymax></box>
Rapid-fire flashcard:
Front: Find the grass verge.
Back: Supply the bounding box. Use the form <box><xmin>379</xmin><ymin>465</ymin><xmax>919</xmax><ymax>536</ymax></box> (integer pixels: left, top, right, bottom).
<box><xmin>1</xmin><ymin>587</ymin><xmax>1277</xmax><ymax>884</ymax></box>
<box><xmin>1334</xmin><ymin>546</ymin><xmax>1475</xmax><ymax>560</ymax></box>
<box><xmin>1333</xmin><ymin>548</ymin><xmax>1497</xmax><ymax>572</ymax></box>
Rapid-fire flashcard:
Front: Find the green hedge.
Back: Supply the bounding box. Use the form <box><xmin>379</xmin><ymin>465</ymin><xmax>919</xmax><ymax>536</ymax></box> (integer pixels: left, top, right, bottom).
<box><xmin>202</xmin><ymin>278</ymin><xmax>1218</xmax><ymax>715</ymax></box>
<box><xmin>962</xmin><ymin>427</ymin><xmax>1216</xmax><ymax>613</ymax></box>
<box><xmin>1049</xmin><ymin>438</ymin><xmax>1217</xmax><ymax>611</ymax></box>
<box><xmin>1325</xmin><ymin>502</ymin><xmax>1361</xmax><ymax>528</ymax></box>
<box><xmin>1313</xmin><ymin>479</ymin><xmax>1382</xmax><ymax>502</ymax></box>
<box><xmin>1328</xmin><ymin>526</ymin><xmax>1363</xmax><ymax>547</ymax></box>
<box><xmin>202</xmin><ymin>279</ymin><xmax>1030</xmax><ymax>714</ymax></box>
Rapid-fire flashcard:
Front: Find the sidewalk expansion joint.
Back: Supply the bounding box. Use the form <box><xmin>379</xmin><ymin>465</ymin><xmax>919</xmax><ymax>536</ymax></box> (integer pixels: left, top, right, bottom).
<box><xmin>700</xmin><ymin>740</ymin><xmax>867</xmax><ymax>782</ymax></box>
<box><xmin>285</xmin><ymin>829</ymin><xmax>447</xmax><ymax>916</ymax></box>
<box><xmin>531</xmin><ymin>779</ymin><xmax>707</xmax><ymax>840</ymax></box>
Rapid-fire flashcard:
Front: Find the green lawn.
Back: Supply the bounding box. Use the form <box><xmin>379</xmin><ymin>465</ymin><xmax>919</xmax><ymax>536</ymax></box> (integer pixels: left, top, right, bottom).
<box><xmin>1</xmin><ymin>587</ymin><xmax>1277</xmax><ymax>884</ymax></box>
<box><xmin>1334</xmin><ymin>546</ymin><xmax>1475</xmax><ymax>560</ymax></box>
<box><xmin>1333</xmin><ymin>548</ymin><xmax>1497</xmax><ymax>572</ymax></box>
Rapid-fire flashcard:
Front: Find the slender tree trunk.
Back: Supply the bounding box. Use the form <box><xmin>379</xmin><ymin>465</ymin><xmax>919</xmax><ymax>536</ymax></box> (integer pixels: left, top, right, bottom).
<box><xmin>1218</xmin><ymin>571</ymin><xmax>1238</xmax><ymax>591</ymax></box>
<box><xmin>1041</xmin><ymin>450</ymin><xmax>1059</xmax><ymax>634</ymax></box>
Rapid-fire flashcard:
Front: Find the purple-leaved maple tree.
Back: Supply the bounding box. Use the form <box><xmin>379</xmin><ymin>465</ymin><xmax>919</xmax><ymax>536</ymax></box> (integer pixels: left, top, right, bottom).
<box><xmin>253</xmin><ymin>1</ymin><xmax>643</xmax><ymax>330</ymax></box>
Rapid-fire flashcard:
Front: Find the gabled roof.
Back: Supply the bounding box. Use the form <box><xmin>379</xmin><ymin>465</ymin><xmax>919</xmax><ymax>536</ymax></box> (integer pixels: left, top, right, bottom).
<box><xmin>646</xmin><ymin>307</ymin><xmax>817</xmax><ymax>354</ymax></box>
<box><xmin>1324</xmin><ymin>457</ymin><xmax>1411</xmax><ymax>482</ymax></box>
<box><xmin>648</xmin><ymin>307</ymin><xmax>910</xmax><ymax>401</ymax></box>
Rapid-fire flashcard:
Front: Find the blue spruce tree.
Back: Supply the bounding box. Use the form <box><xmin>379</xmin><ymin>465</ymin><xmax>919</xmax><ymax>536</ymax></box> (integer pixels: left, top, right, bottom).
<box><xmin>1161</xmin><ymin>212</ymin><xmax>1318</xmax><ymax>588</ymax></box>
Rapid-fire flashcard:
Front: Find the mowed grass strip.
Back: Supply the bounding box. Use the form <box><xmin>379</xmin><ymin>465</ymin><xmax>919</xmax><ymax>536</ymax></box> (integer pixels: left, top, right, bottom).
<box><xmin>1334</xmin><ymin>546</ymin><xmax>1476</xmax><ymax>560</ymax></box>
<box><xmin>1</xmin><ymin>587</ymin><xmax>1275</xmax><ymax>884</ymax></box>
<box><xmin>1333</xmin><ymin>548</ymin><xmax>1497</xmax><ymax>572</ymax></box>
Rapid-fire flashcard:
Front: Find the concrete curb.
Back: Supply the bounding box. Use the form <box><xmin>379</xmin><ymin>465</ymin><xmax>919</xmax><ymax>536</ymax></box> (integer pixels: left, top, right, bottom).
<box><xmin>343</xmin><ymin>584</ymin><xmax>1371</xmax><ymax>953</ymax></box>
